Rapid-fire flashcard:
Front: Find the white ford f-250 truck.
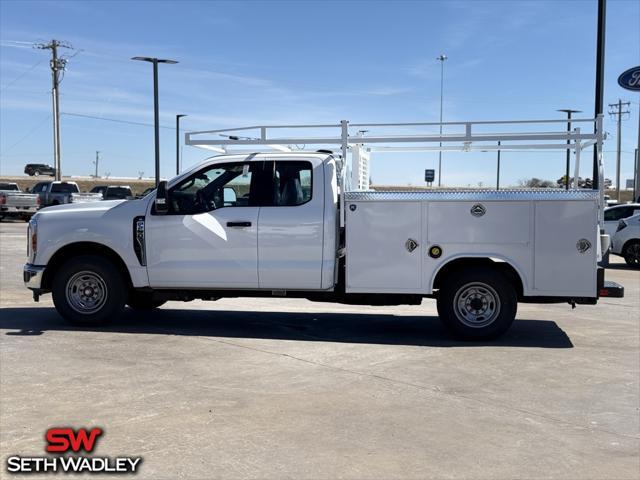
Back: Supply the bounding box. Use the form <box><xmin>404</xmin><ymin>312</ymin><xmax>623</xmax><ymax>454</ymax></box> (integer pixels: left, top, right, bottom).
<box><xmin>23</xmin><ymin>117</ymin><xmax>624</xmax><ymax>339</ymax></box>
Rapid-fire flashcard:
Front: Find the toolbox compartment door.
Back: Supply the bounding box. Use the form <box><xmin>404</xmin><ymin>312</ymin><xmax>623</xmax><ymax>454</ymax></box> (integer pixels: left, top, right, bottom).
<box><xmin>346</xmin><ymin>201</ymin><xmax>422</xmax><ymax>293</ymax></box>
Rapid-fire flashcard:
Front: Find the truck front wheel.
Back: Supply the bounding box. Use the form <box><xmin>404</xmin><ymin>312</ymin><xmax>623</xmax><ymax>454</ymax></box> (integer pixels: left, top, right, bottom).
<box><xmin>437</xmin><ymin>267</ymin><xmax>517</xmax><ymax>340</ymax></box>
<box><xmin>52</xmin><ymin>255</ymin><xmax>126</xmax><ymax>326</ymax></box>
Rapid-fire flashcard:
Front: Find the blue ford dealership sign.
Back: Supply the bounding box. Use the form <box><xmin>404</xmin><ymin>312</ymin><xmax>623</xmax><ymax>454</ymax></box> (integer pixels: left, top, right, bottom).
<box><xmin>618</xmin><ymin>66</ymin><xmax>640</xmax><ymax>91</ymax></box>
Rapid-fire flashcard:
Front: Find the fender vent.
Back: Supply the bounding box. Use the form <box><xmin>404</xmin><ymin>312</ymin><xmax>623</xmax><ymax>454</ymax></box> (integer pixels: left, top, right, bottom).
<box><xmin>133</xmin><ymin>216</ymin><xmax>146</xmax><ymax>266</ymax></box>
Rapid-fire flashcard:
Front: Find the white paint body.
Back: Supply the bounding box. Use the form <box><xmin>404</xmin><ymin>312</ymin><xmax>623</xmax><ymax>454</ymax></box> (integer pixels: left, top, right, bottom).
<box><xmin>29</xmin><ymin>153</ymin><xmax>603</xmax><ymax>300</ymax></box>
<box><xmin>345</xmin><ymin>191</ymin><xmax>600</xmax><ymax>298</ymax></box>
<box><xmin>610</xmin><ymin>213</ymin><xmax>640</xmax><ymax>256</ymax></box>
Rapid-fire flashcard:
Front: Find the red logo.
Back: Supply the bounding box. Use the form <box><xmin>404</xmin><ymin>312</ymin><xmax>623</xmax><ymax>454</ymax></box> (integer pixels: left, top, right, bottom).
<box><xmin>45</xmin><ymin>427</ymin><xmax>103</xmax><ymax>453</ymax></box>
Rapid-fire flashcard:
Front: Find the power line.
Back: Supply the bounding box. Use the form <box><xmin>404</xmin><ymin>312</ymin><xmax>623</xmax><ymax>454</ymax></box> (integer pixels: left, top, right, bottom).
<box><xmin>61</xmin><ymin>112</ymin><xmax>174</xmax><ymax>129</ymax></box>
<box><xmin>0</xmin><ymin>114</ymin><xmax>52</xmax><ymax>157</ymax></box>
<box><xmin>0</xmin><ymin>59</ymin><xmax>46</xmax><ymax>93</ymax></box>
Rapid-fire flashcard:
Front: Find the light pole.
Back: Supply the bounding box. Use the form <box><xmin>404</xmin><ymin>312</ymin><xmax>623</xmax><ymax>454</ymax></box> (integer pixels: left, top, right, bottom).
<box><xmin>176</xmin><ymin>114</ymin><xmax>186</xmax><ymax>175</ymax></box>
<box><xmin>557</xmin><ymin>109</ymin><xmax>582</xmax><ymax>189</ymax></box>
<box><xmin>132</xmin><ymin>56</ymin><xmax>178</xmax><ymax>187</ymax></box>
<box><xmin>436</xmin><ymin>54</ymin><xmax>447</xmax><ymax>187</ymax></box>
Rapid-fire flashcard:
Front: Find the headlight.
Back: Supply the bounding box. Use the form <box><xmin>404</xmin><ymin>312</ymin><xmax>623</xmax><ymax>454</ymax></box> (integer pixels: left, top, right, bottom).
<box><xmin>616</xmin><ymin>220</ymin><xmax>627</xmax><ymax>232</ymax></box>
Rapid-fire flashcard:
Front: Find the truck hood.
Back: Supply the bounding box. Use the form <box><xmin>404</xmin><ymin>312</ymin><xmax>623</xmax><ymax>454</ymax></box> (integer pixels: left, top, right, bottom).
<box><xmin>41</xmin><ymin>199</ymin><xmax>126</xmax><ymax>213</ymax></box>
<box><xmin>35</xmin><ymin>198</ymin><xmax>149</xmax><ymax>221</ymax></box>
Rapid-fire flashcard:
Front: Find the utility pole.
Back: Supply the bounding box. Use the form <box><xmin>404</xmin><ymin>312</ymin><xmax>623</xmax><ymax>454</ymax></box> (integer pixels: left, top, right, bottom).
<box><xmin>436</xmin><ymin>54</ymin><xmax>447</xmax><ymax>187</ymax></box>
<box><xmin>94</xmin><ymin>151</ymin><xmax>100</xmax><ymax>178</ymax></box>
<box><xmin>36</xmin><ymin>39</ymin><xmax>73</xmax><ymax>181</ymax></box>
<box><xmin>608</xmin><ymin>99</ymin><xmax>630</xmax><ymax>201</ymax></box>
<box><xmin>635</xmin><ymin>101</ymin><xmax>640</xmax><ymax>202</ymax></box>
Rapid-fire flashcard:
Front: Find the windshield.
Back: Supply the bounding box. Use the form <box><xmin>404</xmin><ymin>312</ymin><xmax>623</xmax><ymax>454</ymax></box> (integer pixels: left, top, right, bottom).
<box><xmin>0</xmin><ymin>184</ymin><xmax>19</xmax><ymax>191</ymax></box>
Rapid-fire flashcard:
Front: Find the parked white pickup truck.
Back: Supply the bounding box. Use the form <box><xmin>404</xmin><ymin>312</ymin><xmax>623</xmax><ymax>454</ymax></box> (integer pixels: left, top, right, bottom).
<box><xmin>23</xmin><ymin>118</ymin><xmax>624</xmax><ymax>339</ymax></box>
<box><xmin>0</xmin><ymin>182</ymin><xmax>40</xmax><ymax>221</ymax></box>
<box><xmin>31</xmin><ymin>181</ymin><xmax>103</xmax><ymax>207</ymax></box>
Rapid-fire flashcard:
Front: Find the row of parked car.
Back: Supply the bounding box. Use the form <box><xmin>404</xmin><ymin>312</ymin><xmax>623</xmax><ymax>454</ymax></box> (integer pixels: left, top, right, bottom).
<box><xmin>0</xmin><ymin>181</ymin><xmax>152</xmax><ymax>222</ymax></box>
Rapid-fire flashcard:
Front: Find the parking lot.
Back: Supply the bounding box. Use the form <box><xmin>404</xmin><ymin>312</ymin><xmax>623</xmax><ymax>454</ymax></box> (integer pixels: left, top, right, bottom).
<box><xmin>0</xmin><ymin>220</ymin><xmax>638</xmax><ymax>478</ymax></box>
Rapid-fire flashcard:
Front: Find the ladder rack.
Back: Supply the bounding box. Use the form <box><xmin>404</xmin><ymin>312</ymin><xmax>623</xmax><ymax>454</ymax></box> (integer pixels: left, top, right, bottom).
<box><xmin>186</xmin><ymin>115</ymin><xmax>605</xmax><ymax>226</ymax></box>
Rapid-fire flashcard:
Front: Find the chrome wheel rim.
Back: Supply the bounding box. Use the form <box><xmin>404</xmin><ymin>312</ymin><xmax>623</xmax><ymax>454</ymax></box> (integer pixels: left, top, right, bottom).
<box><xmin>65</xmin><ymin>271</ymin><xmax>108</xmax><ymax>314</ymax></box>
<box><xmin>454</xmin><ymin>282</ymin><xmax>501</xmax><ymax>328</ymax></box>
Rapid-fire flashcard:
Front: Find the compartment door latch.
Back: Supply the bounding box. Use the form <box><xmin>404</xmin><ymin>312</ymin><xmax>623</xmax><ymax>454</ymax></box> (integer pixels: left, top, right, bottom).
<box><xmin>405</xmin><ymin>238</ymin><xmax>419</xmax><ymax>253</ymax></box>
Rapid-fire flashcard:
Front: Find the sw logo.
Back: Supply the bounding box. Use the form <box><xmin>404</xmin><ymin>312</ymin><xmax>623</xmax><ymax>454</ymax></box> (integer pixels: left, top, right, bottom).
<box><xmin>6</xmin><ymin>427</ymin><xmax>142</xmax><ymax>474</ymax></box>
<box><xmin>46</xmin><ymin>427</ymin><xmax>103</xmax><ymax>453</ymax></box>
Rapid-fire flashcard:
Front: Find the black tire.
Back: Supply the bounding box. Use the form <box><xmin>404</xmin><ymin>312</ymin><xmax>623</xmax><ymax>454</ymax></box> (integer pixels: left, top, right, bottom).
<box><xmin>622</xmin><ymin>240</ymin><xmax>640</xmax><ymax>268</ymax></box>
<box><xmin>52</xmin><ymin>255</ymin><xmax>126</xmax><ymax>326</ymax></box>
<box><xmin>127</xmin><ymin>292</ymin><xmax>166</xmax><ymax>310</ymax></box>
<box><xmin>437</xmin><ymin>267</ymin><xmax>517</xmax><ymax>340</ymax></box>
<box><xmin>34</xmin><ymin>170</ymin><xmax>40</xmax><ymax>176</ymax></box>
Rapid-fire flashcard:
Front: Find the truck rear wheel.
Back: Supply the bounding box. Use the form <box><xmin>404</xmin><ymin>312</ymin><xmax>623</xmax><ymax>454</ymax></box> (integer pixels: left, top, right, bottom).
<box><xmin>52</xmin><ymin>255</ymin><xmax>126</xmax><ymax>326</ymax></box>
<box><xmin>437</xmin><ymin>267</ymin><xmax>517</xmax><ymax>340</ymax></box>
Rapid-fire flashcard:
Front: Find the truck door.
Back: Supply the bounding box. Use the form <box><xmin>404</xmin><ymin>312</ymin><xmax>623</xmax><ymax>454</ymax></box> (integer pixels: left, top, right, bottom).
<box><xmin>257</xmin><ymin>160</ymin><xmax>324</xmax><ymax>289</ymax></box>
<box><xmin>145</xmin><ymin>161</ymin><xmax>266</xmax><ymax>288</ymax></box>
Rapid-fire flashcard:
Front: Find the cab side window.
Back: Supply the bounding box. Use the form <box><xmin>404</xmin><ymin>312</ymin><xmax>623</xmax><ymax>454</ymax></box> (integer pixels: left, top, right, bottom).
<box><xmin>168</xmin><ymin>162</ymin><xmax>256</xmax><ymax>215</ymax></box>
<box><xmin>272</xmin><ymin>161</ymin><xmax>312</xmax><ymax>206</ymax></box>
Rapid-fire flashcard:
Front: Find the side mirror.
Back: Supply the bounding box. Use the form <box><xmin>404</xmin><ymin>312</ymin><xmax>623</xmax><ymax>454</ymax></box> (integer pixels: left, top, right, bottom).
<box><xmin>155</xmin><ymin>181</ymin><xmax>169</xmax><ymax>214</ymax></box>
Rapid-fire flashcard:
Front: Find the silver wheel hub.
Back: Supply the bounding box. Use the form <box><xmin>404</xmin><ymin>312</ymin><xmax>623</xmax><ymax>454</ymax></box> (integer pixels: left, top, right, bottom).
<box><xmin>454</xmin><ymin>282</ymin><xmax>501</xmax><ymax>328</ymax></box>
<box><xmin>66</xmin><ymin>271</ymin><xmax>108</xmax><ymax>314</ymax></box>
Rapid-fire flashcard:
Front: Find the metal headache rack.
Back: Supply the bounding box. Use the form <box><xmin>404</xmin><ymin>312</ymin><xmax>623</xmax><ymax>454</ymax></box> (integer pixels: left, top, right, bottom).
<box><xmin>186</xmin><ymin>116</ymin><xmax>605</xmax><ymax>226</ymax></box>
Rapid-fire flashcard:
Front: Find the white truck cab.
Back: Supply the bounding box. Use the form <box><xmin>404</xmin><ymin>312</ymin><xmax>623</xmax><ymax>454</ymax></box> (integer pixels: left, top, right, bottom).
<box><xmin>24</xmin><ymin>117</ymin><xmax>624</xmax><ymax>339</ymax></box>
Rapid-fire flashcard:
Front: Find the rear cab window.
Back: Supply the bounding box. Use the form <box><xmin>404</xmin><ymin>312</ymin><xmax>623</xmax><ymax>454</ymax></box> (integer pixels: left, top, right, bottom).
<box><xmin>51</xmin><ymin>183</ymin><xmax>79</xmax><ymax>193</ymax></box>
<box><xmin>271</xmin><ymin>161</ymin><xmax>313</xmax><ymax>206</ymax></box>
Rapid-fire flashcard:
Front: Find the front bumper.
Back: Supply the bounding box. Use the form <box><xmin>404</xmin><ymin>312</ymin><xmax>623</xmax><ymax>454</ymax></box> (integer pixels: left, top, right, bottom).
<box><xmin>23</xmin><ymin>264</ymin><xmax>46</xmax><ymax>290</ymax></box>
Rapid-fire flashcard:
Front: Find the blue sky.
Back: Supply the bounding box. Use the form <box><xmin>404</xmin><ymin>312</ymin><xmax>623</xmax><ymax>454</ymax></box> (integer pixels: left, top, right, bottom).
<box><xmin>0</xmin><ymin>0</ymin><xmax>638</xmax><ymax>187</ymax></box>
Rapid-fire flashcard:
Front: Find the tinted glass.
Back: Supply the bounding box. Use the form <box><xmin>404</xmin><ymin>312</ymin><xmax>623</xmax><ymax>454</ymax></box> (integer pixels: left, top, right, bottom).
<box><xmin>106</xmin><ymin>187</ymin><xmax>132</xmax><ymax>198</ymax></box>
<box><xmin>169</xmin><ymin>162</ymin><xmax>256</xmax><ymax>214</ymax></box>
<box><xmin>272</xmin><ymin>161</ymin><xmax>312</xmax><ymax>206</ymax></box>
<box><xmin>0</xmin><ymin>184</ymin><xmax>19</xmax><ymax>191</ymax></box>
<box><xmin>51</xmin><ymin>183</ymin><xmax>79</xmax><ymax>193</ymax></box>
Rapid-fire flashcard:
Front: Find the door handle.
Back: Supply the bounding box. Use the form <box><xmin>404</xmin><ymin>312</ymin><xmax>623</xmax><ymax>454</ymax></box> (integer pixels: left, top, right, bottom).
<box><xmin>227</xmin><ymin>221</ymin><xmax>252</xmax><ymax>227</ymax></box>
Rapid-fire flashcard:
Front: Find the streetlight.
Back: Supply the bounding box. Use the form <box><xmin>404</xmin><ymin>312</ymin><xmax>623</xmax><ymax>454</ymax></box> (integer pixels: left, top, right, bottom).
<box><xmin>436</xmin><ymin>54</ymin><xmax>447</xmax><ymax>187</ymax></box>
<box><xmin>132</xmin><ymin>56</ymin><xmax>178</xmax><ymax>187</ymax></box>
<box><xmin>176</xmin><ymin>114</ymin><xmax>187</xmax><ymax>175</ymax></box>
<box><xmin>557</xmin><ymin>109</ymin><xmax>582</xmax><ymax>189</ymax></box>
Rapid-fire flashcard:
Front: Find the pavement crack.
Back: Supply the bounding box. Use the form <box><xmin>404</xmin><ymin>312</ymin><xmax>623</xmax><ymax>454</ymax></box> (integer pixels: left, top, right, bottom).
<box><xmin>206</xmin><ymin>336</ymin><xmax>639</xmax><ymax>441</ymax></box>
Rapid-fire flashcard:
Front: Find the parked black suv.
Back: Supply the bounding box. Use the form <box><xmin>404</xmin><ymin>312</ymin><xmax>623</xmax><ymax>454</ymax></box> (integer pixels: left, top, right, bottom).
<box><xmin>24</xmin><ymin>164</ymin><xmax>56</xmax><ymax>176</ymax></box>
